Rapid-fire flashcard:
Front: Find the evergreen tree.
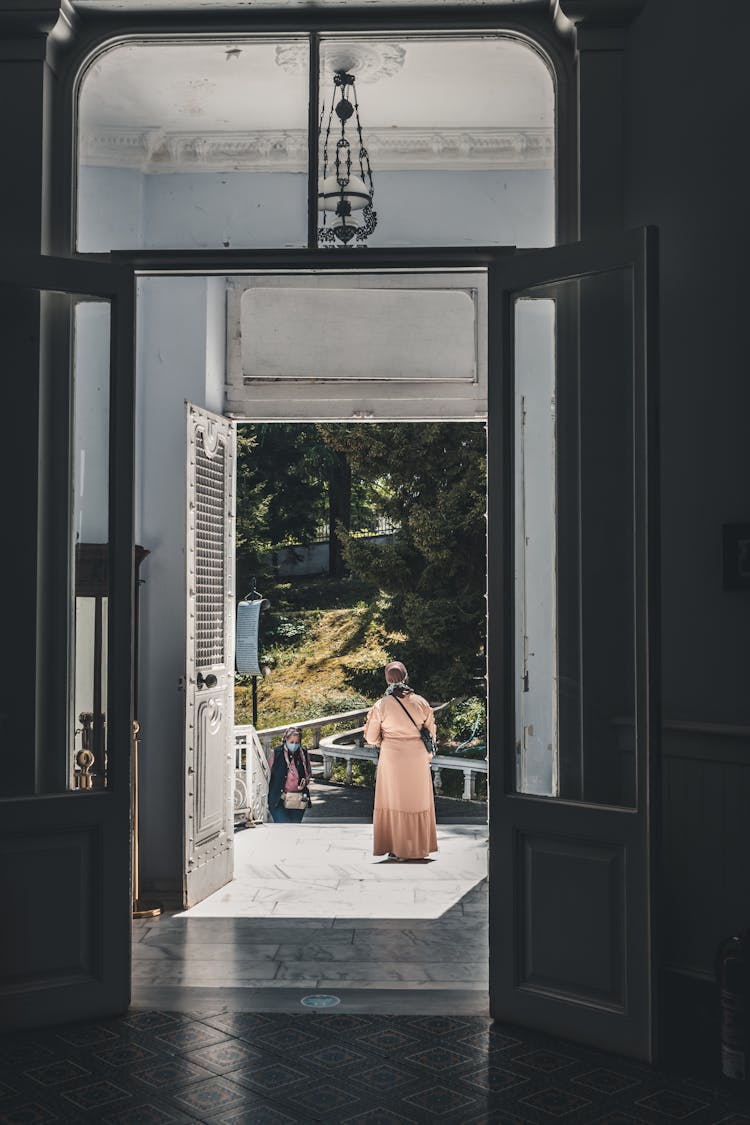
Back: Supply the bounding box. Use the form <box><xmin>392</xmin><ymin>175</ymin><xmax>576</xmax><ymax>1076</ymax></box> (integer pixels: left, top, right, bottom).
<box><xmin>235</xmin><ymin>423</ymin><xmax>326</xmax><ymax>594</ymax></box>
<box><xmin>317</xmin><ymin>423</ymin><xmax>487</xmax><ymax>702</ymax></box>
<box><xmin>235</xmin><ymin>423</ymin><xmax>362</xmax><ymax>587</ymax></box>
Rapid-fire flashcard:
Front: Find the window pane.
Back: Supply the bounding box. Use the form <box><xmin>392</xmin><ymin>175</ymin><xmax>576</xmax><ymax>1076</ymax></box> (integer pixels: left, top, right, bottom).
<box><xmin>318</xmin><ymin>36</ymin><xmax>554</xmax><ymax>249</ymax></box>
<box><xmin>0</xmin><ymin>289</ymin><xmax>113</xmax><ymax>797</ymax></box>
<box><xmin>71</xmin><ymin>302</ymin><xmax>111</xmax><ymax>790</ymax></box>
<box><xmin>513</xmin><ymin>269</ymin><xmax>636</xmax><ymax>808</ymax></box>
<box><xmin>77</xmin><ymin>38</ymin><xmax>309</xmax><ymax>251</ymax></box>
<box><xmin>514</xmin><ymin>298</ymin><xmax>557</xmax><ymax>795</ymax></box>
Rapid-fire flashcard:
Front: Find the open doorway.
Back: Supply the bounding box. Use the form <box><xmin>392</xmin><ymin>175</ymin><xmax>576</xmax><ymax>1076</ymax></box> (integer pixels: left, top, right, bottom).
<box><xmin>129</xmin><ymin>267</ymin><xmax>499</xmax><ymax>1017</ymax></box>
<box><xmin>136</xmin><ymin>419</ymin><xmax>490</xmax><ymax>1009</ymax></box>
<box><xmin>128</xmin><ymin>265</ymin><xmax>498</xmax><ymax>1012</ymax></box>
<box><xmin>127</xmin><ymin>224</ymin><xmax>657</xmax><ymax>1049</ymax></box>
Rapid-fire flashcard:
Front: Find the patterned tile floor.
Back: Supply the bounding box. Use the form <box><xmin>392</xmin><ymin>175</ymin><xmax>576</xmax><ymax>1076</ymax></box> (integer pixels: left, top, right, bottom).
<box><xmin>0</xmin><ymin>1010</ymin><xmax>747</xmax><ymax>1124</ymax></box>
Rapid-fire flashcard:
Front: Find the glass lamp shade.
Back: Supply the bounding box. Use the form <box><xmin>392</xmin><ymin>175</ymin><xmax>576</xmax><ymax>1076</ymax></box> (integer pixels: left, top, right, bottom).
<box><xmin>317</xmin><ymin>173</ymin><xmax>372</xmax><ymax>213</ymax></box>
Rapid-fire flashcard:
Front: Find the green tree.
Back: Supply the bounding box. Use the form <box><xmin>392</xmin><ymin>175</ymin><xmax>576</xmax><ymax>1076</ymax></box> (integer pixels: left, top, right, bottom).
<box><xmin>235</xmin><ymin>427</ymin><xmax>271</xmax><ymax>595</ymax></box>
<box><xmin>235</xmin><ymin>423</ymin><xmax>363</xmax><ymax>587</ymax></box>
<box><xmin>317</xmin><ymin>423</ymin><xmax>487</xmax><ymax>702</ymax></box>
<box><xmin>235</xmin><ymin>423</ymin><xmax>325</xmax><ymax>595</ymax></box>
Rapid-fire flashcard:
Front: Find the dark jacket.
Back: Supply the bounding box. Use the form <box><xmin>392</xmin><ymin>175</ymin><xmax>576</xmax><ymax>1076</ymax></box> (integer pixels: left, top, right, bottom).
<box><xmin>268</xmin><ymin>743</ymin><xmax>312</xmax><ymax>809</ymax></box>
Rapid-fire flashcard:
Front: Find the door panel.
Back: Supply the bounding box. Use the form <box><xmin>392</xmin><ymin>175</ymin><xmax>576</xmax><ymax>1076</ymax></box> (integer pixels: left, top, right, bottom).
<box><xmin>489</xmin><ymin>228</ymin><xmax>659</xmax><ymax>1059</ymax></box>
<box><xmin>0</xmin><ymin>256</ymin><xmax>134</xmax><ymax>1029</ymax></box>
<box><xmin>184</xmin><ymin>404</ymin><xmax>236</xmax><ymax>908</ymax></box>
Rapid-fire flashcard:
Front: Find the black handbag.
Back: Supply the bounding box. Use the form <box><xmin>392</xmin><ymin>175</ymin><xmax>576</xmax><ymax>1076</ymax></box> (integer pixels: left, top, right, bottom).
<box><xmin>391</xmin><ymin>694</ymin><xmax>438</xmax><ymax>755</ymax></box>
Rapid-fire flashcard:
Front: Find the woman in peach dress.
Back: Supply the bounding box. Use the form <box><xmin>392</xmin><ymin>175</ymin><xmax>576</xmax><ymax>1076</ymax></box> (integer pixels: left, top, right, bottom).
<box><xmin>364</xmin><ymin>661</ymin><xmax>438</xmax><ymax>860</ymax></box>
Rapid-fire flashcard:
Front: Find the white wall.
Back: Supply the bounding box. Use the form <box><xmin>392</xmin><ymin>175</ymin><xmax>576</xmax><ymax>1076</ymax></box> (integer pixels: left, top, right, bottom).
<box><xmin>143</xmin><ymin>171</ymin><xmax>307</xmax><ymax>249</ymax></box>
<box><xmin>78</xmin><ymin>165</ymin><xmax>554</xmax><ymax>251</ymax></box>
<box><xmin>370</xmin><ymin>169</ymin><xmax>554</xmax><ymax>247</ymax></box>
<box><xmin>77</xmin><ymin>165</ymin><xmax>144</xmax><ymax>252</ymax></box>
<box><xmin>136</xmin><ymin>275</ymin><xmax>225</xmax><ymax>894</ymax></box>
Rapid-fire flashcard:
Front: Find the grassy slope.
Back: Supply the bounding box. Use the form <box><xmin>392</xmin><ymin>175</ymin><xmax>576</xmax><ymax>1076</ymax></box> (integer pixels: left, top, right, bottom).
<box><xmin>234</xmin><ymin>575</ymin><xmax>487</xmax><ymax>800</ymax></box>
<box><xmin>235</xmin><ymin>576</ymin><xmax>404</xmax><ymax>731</ymax></box>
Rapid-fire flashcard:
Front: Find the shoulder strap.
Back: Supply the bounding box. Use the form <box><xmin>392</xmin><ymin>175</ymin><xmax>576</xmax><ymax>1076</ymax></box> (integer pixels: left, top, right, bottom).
<box><xmin>284</xmin><ymin>747</ymin><xmax>310</xmax><ymax>782</ymax></box>
<box><xmin>390</xmin><ymin>692</ymin><xmax>421</xmax><ymax>732</ymax></box>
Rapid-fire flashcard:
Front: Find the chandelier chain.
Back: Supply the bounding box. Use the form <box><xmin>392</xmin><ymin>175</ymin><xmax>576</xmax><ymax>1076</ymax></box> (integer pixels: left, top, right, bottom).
<box><xmin>318</xmin><ymin>70</ymin><xmax>377</xmax><ymax>247</ymax></box>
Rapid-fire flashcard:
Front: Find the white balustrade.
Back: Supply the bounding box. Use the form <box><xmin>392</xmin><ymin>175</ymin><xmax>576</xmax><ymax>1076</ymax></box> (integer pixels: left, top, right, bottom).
<box><xmin>234</xmin><ymin>724</ymin><xmax>270</xmax><ymax>826</ymax></box>
<box><xmin>235</xmin><ymin>704</ymin><xmax>486</xmax><ymax>825</ymax></box>
<box><xmin>317</xmin><ymin>721</ymin><xmax>487</xmax><ymax>800</ymax></box>
<box><xmin>253</xmin><ymin>708</ymin><xmax>373</xmax><ymax>757</ymax></box>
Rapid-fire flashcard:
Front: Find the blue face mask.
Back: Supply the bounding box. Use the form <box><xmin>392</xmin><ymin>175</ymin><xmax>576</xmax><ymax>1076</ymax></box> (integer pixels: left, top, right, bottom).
<box><xmin>285</xmin><ymin>741</ymin><xmax>301</xmax><ymax>753</ymax></box>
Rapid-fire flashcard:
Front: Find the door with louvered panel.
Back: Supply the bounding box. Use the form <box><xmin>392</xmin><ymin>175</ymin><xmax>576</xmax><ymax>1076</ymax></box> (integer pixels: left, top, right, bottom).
<box><xmin>184</xmin><ymin>404</ymin><xmax>237</xmax><ymax>908</ymax></box>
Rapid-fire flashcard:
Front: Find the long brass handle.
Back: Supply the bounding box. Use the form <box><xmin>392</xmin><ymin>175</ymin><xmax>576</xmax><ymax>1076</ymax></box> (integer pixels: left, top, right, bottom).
<box><xmin>132</xmin><ymin>718</ymin><xmax>161</xmax><ymax>919</ymax></box>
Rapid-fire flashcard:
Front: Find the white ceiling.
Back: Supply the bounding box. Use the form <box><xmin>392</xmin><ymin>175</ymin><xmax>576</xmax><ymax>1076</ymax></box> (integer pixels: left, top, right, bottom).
<box><xmin>79</xmin><ymin>35</ymin><xmax>553</xmax><ymax>132</ymax></box>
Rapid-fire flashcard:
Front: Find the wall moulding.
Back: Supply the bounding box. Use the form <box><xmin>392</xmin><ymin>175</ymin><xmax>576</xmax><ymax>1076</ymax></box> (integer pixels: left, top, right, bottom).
<box><xmin>78</xmin><ymin>125</ymin><xmax>554</xmax><ymax>173</ymax></box>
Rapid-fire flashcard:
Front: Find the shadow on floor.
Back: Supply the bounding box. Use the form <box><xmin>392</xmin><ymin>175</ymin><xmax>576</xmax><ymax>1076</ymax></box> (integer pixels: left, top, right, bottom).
<box><xmin>304</xmin><ymin>777</ymin><xmax>486</xmax><ymax>823</ymax></box>
<box><xmin>132</xmin><ymin>879</ymin><xmax>489</xmax><ymax>1015</ymax></box>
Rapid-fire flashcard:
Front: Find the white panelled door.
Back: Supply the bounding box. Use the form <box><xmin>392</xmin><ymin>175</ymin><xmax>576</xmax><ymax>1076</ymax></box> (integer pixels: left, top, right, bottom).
<box><xmin>184</xmin><ymin>403</ymin><xmax>237</xmax><ymax>908</ymax></box>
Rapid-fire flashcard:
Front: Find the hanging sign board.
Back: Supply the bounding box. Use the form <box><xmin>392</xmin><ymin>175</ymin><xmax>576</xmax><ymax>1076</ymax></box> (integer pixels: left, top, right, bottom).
<box><xmin>236</xmin><ymin>599</ymin><xmax>262</xmax><ymax>676</ymax></box>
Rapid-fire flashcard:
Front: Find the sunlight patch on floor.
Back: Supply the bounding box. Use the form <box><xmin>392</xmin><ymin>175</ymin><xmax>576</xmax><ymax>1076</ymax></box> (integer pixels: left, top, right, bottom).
<box><xmin>177</xmin><ymin>823</ymin><xmax>487</xmax><ymax>920</ymax></box>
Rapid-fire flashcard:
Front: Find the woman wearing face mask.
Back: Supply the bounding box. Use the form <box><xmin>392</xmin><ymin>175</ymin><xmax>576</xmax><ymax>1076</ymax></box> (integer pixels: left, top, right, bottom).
<box><xmin>268</xmin><ymin>725</ymin><xmax>312</xmax><ymax>824</ymax></box>
<box><xmin>364</xmin><ymin>661</ymin><xmax>438</xmax><ymax>861</ymax></box>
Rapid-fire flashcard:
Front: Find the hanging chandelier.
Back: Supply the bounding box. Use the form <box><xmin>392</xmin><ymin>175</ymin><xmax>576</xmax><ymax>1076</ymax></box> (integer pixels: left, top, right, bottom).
<box><xmin>318</xmin><ymin>70</ymin><xmax>377</xmax><ymax>247</ymax></box>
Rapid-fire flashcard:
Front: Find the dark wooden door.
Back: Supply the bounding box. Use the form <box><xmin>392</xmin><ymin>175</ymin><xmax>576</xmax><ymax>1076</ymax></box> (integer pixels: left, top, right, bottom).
<box><xmin>0</xmin><ymin>254</ymin><xmax>135</xmax><ymax>1028</ymax></box>
<box><xmin>488</xmin><ymin>229</ymin><xmax>660</xmax><ymax>1059</ymax></box>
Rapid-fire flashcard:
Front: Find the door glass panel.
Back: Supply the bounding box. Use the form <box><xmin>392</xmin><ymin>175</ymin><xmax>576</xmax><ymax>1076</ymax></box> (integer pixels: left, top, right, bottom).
<box><xmin>76</xmin><ymin>38</ymin><xmax>309</xmax><ymax>251</ymax></box>
<box><xmin>71</xmin><ymin>301</ymin><xmax>111</xmax><ymax>790</ymax></box>
<box><xmin>514</xmin><ymin>297</ymin><xmax>557</xmax><ymax>795</ymax></box>
<box><xmin>0</xmin><ymin>288</ymin><xmax>112</xmax><ymax>797</ymax></box>
<box><xmin>513</xmin><ymin>268</ymin><xmax>636</xmax><ymax>808</ymax></box>
<box><xmin>317</xmin><ymin>35</ymin><xmax>554</xmax><ymax>248</ymax></box>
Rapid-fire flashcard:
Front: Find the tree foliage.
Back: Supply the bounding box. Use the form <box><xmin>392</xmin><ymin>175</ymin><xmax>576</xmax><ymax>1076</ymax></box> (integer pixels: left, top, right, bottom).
<box><xmin>317</xmin><ymin>423</ymin><xmax>487</xmax><ymax>702</ymax></box>
<box><xmin>235</xmin><ymin>421</ymin><xmax>487</xmax><ymax>705</ymax></box>
<box><xmin>235</xmin><ymin>423</ymin><xmax>328</xmax><ymax>593</ymax></box>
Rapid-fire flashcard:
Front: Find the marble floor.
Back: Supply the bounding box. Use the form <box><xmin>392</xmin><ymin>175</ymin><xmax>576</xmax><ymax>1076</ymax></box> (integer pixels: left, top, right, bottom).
<box><xmin>177</xmin><ymin>822</ymin><xmax>487</xmax><ymax>920</ymax></box>
<box><xmin>133</xmin><ymin>821</ymin><xmax>489</xmax><ymax>1014</ymax></box>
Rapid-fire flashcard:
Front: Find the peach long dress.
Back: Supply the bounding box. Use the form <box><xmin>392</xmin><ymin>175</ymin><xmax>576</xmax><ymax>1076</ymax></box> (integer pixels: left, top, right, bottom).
<box><xmin>364</xmin><ymin>692</ymin><xmax>438</xmax><ymax>859</ymax></box>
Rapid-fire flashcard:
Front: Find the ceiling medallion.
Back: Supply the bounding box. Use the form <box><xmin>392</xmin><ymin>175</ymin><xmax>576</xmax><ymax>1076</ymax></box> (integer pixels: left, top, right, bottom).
<box><xmin>275</xmin><ymin>41</ymin><xmax>406</xmax><ymax>84</ymax></box>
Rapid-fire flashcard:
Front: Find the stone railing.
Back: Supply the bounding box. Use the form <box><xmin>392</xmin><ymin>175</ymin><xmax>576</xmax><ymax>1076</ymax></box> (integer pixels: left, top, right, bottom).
<box><xmin>236</xmin><ymin>705</ymin><xmax>487</xmax><ymax>824</ymax></box>
<box><xmin>254</xmin><ymin>708</ymin><xmax>372</xmax><ymax>756</ymax></box>
<box><xmin>318</xmin><ymin>722</ymin><xmax>487</xmax><ymax>801</ymax></box>
<box><xmin>236</xmin><ymin>712</ymin><xmax>372</xmax><ymax>826</ymax></box>
<box><xmin>234</xmin><ymin>724</ymin><xmax>270</xmax><ymax>826</ymax></box>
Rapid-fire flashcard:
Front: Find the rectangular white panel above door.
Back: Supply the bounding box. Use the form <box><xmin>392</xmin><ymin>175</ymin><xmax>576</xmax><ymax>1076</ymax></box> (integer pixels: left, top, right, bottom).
<box><xmin>225</xmin><ymin>270</ymin><xmax>488</xmax><ymax>421</ymax></box>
